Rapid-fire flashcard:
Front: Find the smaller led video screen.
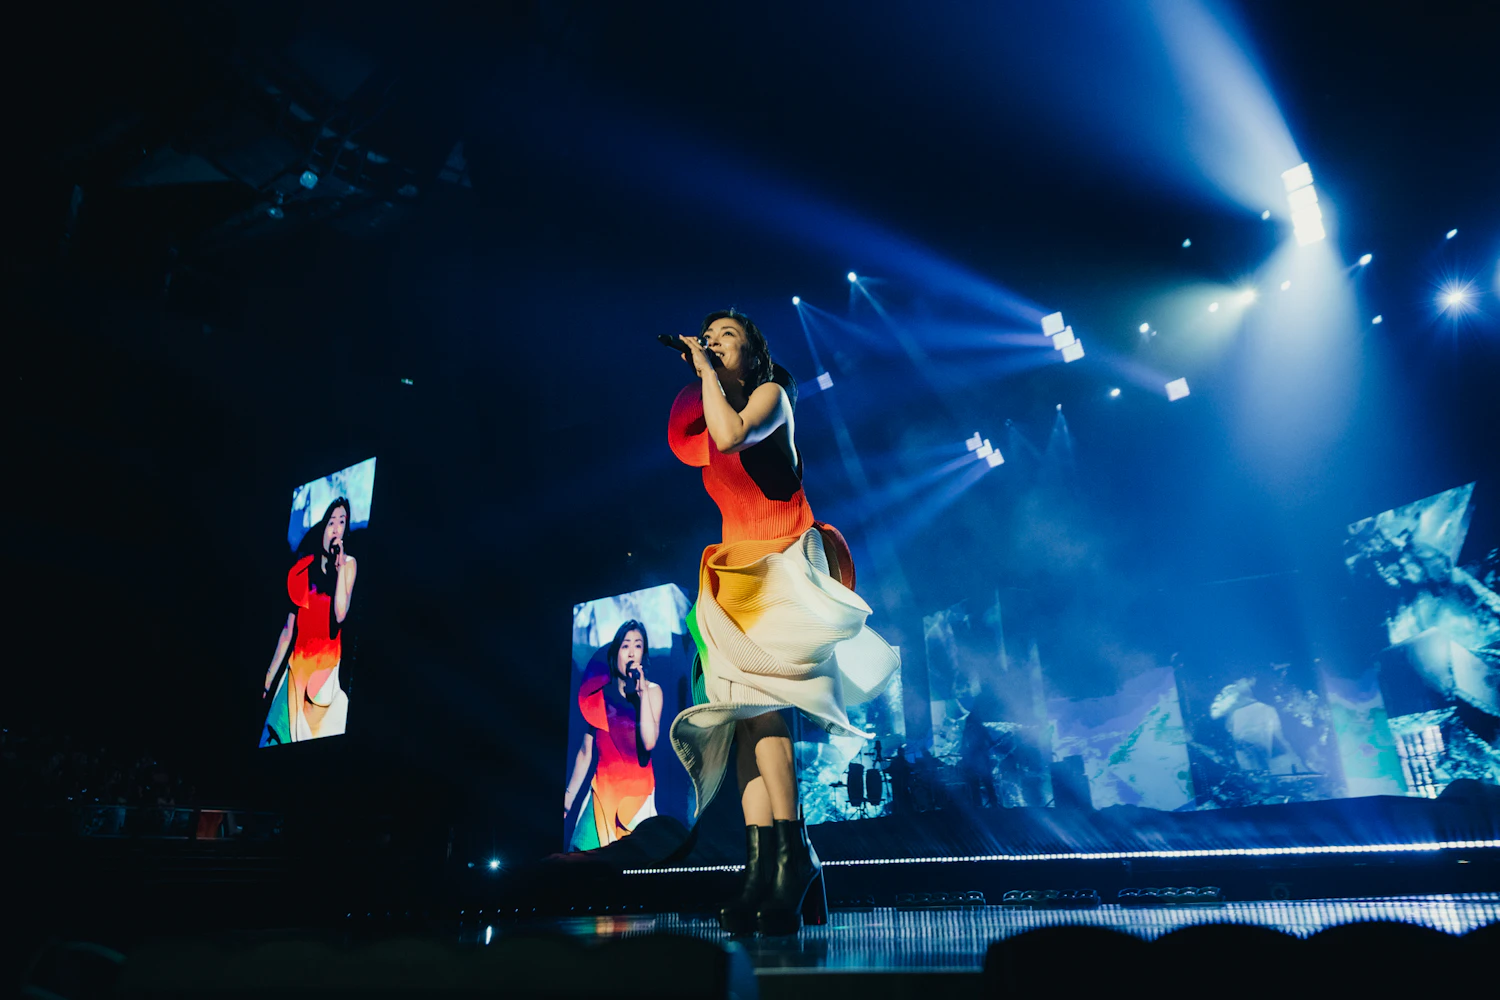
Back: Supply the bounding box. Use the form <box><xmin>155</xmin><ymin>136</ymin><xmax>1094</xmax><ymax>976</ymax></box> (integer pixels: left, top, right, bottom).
<box><xmin>565</xmin><ymin>584</ymin><xmax>695</xmax><ymax>850</ymax></box>
<box><xmin>259</xmin><ymin>457</ymin><xmax>375</xmax><ymax>747</ymax></box>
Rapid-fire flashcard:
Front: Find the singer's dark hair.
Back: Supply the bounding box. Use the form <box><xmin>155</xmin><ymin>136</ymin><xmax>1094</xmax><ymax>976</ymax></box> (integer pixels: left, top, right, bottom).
<box><xmin>296</xmin><ymin>497</ymin><xmax>353</xmax><ymax>559</ymax></box>
<box><xmin>701</xmin><ymin>308</ymin><xmax>797</xmax><ymax>407</ymax></box>
<box><xmin>607</xmin><ymin>619</ymin><xmax>651</xmax><ymax>680</ymax></box>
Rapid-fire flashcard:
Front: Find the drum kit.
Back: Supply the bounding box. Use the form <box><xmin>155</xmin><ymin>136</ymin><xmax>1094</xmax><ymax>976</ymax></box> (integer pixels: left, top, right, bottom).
<box><xmin>826</xmin><ymin>740</ymin><xmax>976</xmax><ymax>815</ymax></box>
<box><xmin>829</xmin><ymin>740</ymin><xmax>892</xmax><ymax>814</ymax></box>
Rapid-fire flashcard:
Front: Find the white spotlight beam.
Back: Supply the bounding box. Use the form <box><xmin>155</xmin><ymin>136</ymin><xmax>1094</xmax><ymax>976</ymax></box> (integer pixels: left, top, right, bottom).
<box><xmin>1282</xmin><ymin>162</ymin><xmax>1326</xmax><ymax>245</ymax></box>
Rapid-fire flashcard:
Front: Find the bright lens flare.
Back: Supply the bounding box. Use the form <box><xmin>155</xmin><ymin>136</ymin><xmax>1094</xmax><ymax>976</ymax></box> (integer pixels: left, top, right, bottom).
<box><xmin>847</xmin><ymin>271</ymin><xmax>858</xmax><ymax>282</ymax></box>
<box><xmin>1440</xmin><ymin>284</ymin><xmax>1473</xmax><ymax>312</ymax></box>
<box><xmin>1237</xmin><ymin>288</ymin><xmax>1257</xmax><ymax>305</ymax></box>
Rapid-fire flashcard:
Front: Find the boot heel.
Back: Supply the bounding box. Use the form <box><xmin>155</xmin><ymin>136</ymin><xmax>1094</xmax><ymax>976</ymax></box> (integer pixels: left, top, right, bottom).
<box><xmin>802</xmin><ymin>872</ymin><xmax>828</xmax><ymax>926</ymax></box>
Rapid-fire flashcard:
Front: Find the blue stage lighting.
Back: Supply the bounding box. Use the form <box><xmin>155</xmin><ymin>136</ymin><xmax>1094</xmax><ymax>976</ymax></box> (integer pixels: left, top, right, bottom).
<box><xmin>815</xmin><ymin>371</ymin><xmax>834</xmax><ymax>390</ymax></box>
<box><xmin>1280</xmin><ymin>280</ymin><xmax>1291</xmax><ymax>291</ymax></box>
<box><xmin>1208</xmin><ymin>302</ymin><xmax>1219</xmax><ymax>313</ymax></box>
<box><xmin>1061</xmin><ymin>340</ymin><xmax>1084</xmax><ymax>363</ymax></box>
<box><xmin>1261</xmin><ymin>210</ymin><xmax>1271</xmax><ymax>220</ymax></box>
<box><xmin>985</xmin><ymin>450</ymin><xmax>1004</xmax><ymax>468</ymax></box>
<box><xmin>299</xmin><ymin>169</ymin><xmax>319</xmax><ymax>190</ymax></box>
<box><xmin>1372</xmin><ymin>315</ymin><xmax>1383</xmax><ymax>325</ymax></box>
<box><xmin>1051</xmin><ymin>327</ymin><xmax>1076</xmax><ymax>350</ymax></box>
<box><xmin>791</xmin><ymin>296</ymin><xmax>800</xmax><ymax>305</ymax></box>
<box><xmin>1441</xmin><ymin>284</ymin><xmax>1473</xmax><ymax>312</ymax></box>
<box><xmin>1282</xmin><ymin>162</ymin><xmax>1326</xmax><ymax>245</ymax></box>
<box><xmin>1446</xmin><ymin>229</ymin><xmax>1458</xmax><ymax>240</ymax></box>
<box><xmin>266</xmin><ymin>205</ymin><xmax>284</xmax><ymax>219</ymax></box>
<box><xmin>1181</xmin><ymin>238</ymin><xmax>1192</xmax><ymax>248</ymax></box>
<box><xmin>1358</xmin><ymin>253</ymin><xmax>1373</xmax><ymax>266</ymax></box>
<box><xmin>1109</xmin><ymin>388</ymin><xmax>1121</xmax><ymax>398</ymax></box>
<box><xmin>1139</xmin><ymin>322</ymin><xmax>1150</xmax><ymax>333</ymax></box>
<box><xmin>1041</xmin><ymin>312</ymin><xmax>1066</xmax><ymax>336</ymax></box>
<box><xmin>488</xmin><ymin>859</ymin><xmax>501</xmax><ymax>870</ymax></box>
<box><xmin>1056</xmin><ymin>403</ymin><xmax>1063</xmax><ymax>411</ymax></box>
<box><xmin>847</xmin><ymin>271</ymin><xmax>858</xmax><ymax>282</ymax></box>
<box><xmin>976</xmin><ymin>438</ymin><xmax>994</xmax><ymax>459</ymax></box>
<box><xmin>966</xmin><ymin>433</ymin><xmax>983</xmax><ymax>452</ymax></box>
<box><xmin>1237</xmin><ymin>288</ymin><xmax>1257</xmax><ymax>305</ymax></box>
<box><xmin>1166</xmin><ymin>377</ymin><xmax>1190</xmax><ymax>401</ymax></box>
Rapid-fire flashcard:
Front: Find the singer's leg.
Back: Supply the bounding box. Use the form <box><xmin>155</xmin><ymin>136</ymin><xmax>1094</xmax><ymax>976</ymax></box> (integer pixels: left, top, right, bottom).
<box><xmin>736</xmin><ymin>720</ymin><xmax>773</xmax><ymax>827</ymax></box>
<box><xmin>741</xmin><ymin>713</ymin><xmax>797</xmax><ymax>821</ymax></box>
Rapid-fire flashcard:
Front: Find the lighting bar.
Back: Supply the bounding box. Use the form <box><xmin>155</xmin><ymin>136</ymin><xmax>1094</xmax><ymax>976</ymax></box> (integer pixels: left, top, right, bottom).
<box><xmin>1281</xmin><ymin>161</ymin><xmax>1326</xmax><ymax>245</ymax></box>
<box><xmin>621</xmin><ymin>839</ymin><xmax>1500</xmax><ymax>875</ymax></box>
<box><xmin>815</xmin><ymin>372</ymin><xmax>834</xmax><ymax>390</ymax></box>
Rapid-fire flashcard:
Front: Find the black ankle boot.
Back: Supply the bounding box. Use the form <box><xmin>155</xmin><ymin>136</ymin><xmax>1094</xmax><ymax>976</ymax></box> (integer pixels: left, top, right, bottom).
<box><xmin>718</xmin><ymin>825</ymin><xmax>775</xmax><ymax>934</ymax></box>
<box><xmin>755</xmin><ymin>818</ymin><xmax>827</xmax><ymax>936</ymax></box>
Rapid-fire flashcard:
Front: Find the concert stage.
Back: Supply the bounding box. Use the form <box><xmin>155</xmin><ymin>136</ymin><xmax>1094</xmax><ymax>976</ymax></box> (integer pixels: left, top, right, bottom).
<box><xmin>465</xmin><ymin>896</ymin><xmax>1500</xmax><ymax>971</ymax></box>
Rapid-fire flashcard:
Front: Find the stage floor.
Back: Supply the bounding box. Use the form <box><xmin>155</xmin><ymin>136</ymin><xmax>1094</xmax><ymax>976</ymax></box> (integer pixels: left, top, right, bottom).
<box><xmin>472</xmin><ymin>895</ymin><xmax>1500</xmax><ymax>972</ymax></box>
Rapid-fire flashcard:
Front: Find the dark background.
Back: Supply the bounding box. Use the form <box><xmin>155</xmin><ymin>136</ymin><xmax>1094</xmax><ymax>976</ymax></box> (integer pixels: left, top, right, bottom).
<box><xmin>8</xmin><ymin>0</ymin><xmax>1498</xmax><ymax>866</ymax></box>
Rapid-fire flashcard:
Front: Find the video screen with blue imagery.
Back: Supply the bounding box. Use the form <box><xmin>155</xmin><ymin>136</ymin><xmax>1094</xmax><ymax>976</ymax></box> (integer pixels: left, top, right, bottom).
<box><xmin>805</xmin><ymin>483</ymin><xmax>1496</xmax><ymax>824</ymax></box>
<box><xmin>259</xmin><ymin>457</ymin><xmax>376</xmax><ymax>747</ymax></box>
<box><xmin>565</xmin><ymin>584</ymin><xmax>695</xmax><ymax>850</ymax></box>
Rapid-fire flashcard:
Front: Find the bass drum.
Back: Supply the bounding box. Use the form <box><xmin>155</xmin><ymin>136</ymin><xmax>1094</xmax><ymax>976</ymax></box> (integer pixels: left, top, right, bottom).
<box><xmin>845</xmin><ymin>761</ymin><xmax>866</xmax><ymax>809</ymax></box>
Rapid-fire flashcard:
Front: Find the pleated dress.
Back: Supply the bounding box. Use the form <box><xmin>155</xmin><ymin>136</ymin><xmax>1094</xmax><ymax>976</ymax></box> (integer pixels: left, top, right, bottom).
<box><xmin>666</xmin><ymin>381</ymin><xmax>901</xmax><ymax>817</ymax></box>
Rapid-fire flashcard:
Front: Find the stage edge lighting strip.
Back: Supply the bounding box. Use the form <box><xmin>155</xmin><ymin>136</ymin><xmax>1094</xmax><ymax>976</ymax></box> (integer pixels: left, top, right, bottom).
<box><xmin>620</xmin><ymin>840</ymin><xmax>1500</xmax><ymax>875</ymax></box>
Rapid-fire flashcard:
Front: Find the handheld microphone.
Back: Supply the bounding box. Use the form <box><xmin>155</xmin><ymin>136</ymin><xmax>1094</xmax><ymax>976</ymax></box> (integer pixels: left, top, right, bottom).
<box><xmin>657</xmin><ymin>334</ymin><xmax>700</xmax><ymax>355</ymax></box>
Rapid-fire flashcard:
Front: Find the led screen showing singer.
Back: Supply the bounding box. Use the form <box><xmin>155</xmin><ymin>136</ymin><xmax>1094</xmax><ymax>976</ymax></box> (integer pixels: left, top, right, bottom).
<box><xmin>259</xmin><ymin>457</ymin><xmax>376</xmax><ymax>747</ymax></box>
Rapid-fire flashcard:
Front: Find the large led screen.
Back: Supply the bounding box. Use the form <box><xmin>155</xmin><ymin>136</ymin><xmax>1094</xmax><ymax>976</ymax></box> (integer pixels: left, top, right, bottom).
<box><xmin>259</xmin><ymin>457</ymin><xmax>376</xmax><ymax>747</ymax></box>
<box><xmin>565</xmin><ymin>584</ymin><xmax>694</xmax><ymax>850</ymax></box>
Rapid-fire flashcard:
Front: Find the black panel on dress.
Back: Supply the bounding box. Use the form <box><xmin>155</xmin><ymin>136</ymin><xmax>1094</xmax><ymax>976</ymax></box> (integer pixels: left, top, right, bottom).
<box><xmin>740</xmin><ymin>426</ymin><xmax>803</xmax><ymax>501</ymax></box>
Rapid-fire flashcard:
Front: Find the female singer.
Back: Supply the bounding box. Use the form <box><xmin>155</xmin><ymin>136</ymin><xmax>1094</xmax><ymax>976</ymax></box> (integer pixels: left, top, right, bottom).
<box><xmin>260</xmin><ymin>497</ymin><xmax>357</xmax><ymax>745</ymax></box>
<box><xmin>666</xmin><ymin>309</ymin><xmax>899</xmax><ymax>935</ymax></box>
<box><xmin>564</xmin><ymin>619</ymin><xmax>665</xmax><ymax>849</ymax></box>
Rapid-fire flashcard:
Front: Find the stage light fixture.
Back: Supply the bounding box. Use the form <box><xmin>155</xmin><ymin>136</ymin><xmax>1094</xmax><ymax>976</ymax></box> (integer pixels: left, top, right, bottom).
<box><xmin>1051</xmin><ymin>327</ymin><xmax>1076</xmax><ymax>350</ymax></box>
<box><xmin>1166</xmin><ymin>377</ymin><xmax>1190</xmax><ymax>401</ymax></box>
<box><xmin>1372</xmin><ymin>315</ymin><xmax>1383</xmax><ymax>324</ymax></box>
<box><xmin>1237</xmin><ymin>288</ymin><xmax>1257</xmax><ymax>305</ymax></box>
<box><xmin>488</xmin><ymin>859</ymin><xmax>501</xmax><ymax>870</ymax></box>
<box><xmin>1041</xmin><ymin>312</ymin><xmax>1065</xmax><ymax>336</ymax></box>
<box><xmin>1139</xmin><ymin>323</ymin><xmax>1150</xmax><ymax>333</ymax></box>
<box><xmin>815</xmin><ymin>371</ymin><xmax>834</xmax><ymax>390</ymax></box>
<box><xmin>791</xmin><ymin>295</ymin><xmax>800</xmax><ymax>305</ymax></box>
<box><xmin>1441</xmin><ymin>284</ymin><xmax>1473</xmax><ymax>311</ymax></box>
<box><xmin>1208</xmin><ymin>302</ymin><xmax>1219</xmax><ymax>313</ymax></box>
<box><xmin>1109</xmin><ymin>388</ymin><xmax>1121</xmax><ymax>398</ymax></box>
<box><xmin>485</xmin><ymin>926</ymin><xmax>494</xmax><ymax>945</ymax></box>
<box><xmin>1061</xmin><ymin>340</ymin><xmax>1084</xmax><ymax>363</ymax></box>
<box><xmin>1446</xmin><ymin>229</ymin><xmax>1458</xmax><ymax>240</ymax></box>
<box><xmin>985</xmin><ymin>450</ymin><xmax>1004</xmax><ymax>468</ymax></box>
<box><xmin>976</xmin><ymin>439</ymin><xmax>994</xmax><ymax>459</ymax></box>
<box><xmin>1261</xmin><ymin>209</ymin><xmax>1272</xmax><ymax>220</ymax></box>
<box><xmin>966</xmin><ymin>432</ymin><xmax>983</xmax><ymax>452</ymax></box>
<box><xmin>1281</xmin><ymin>161</ymin><xmax>1326</xmax><ymax>245</ymax></box>
<box><xmin>266</xmin><ymin>205</ymin><xmax>284</xmax><ymax>219</ymax></box>
<box><xmin>847</xmin><ymin>271</ymin><xmax>858</xmax><ymax>282</ymax></box>
<box><xmin>1280</xmin><ymin>280</ymin><xmax>1292</xmax><ymax>291</ymax></box>
<box><xmin>299</xmin><ymin>169</ymin><xmax>319</xmax><ymax>190</ymax></box>
<box><xmin>1181</xmin><ymin>238</ymin><xmax>1192</xmax><ymax>248</ymax></box>
<box><xmin>1056</xmin><ymin>403</ymin><xmax>1063</xmax><ymax>411</ymax></box>
<box><xmin>1358</xmin><ymin>253</ymin><xmax>1373</xmax><ymax>266</ymax></box>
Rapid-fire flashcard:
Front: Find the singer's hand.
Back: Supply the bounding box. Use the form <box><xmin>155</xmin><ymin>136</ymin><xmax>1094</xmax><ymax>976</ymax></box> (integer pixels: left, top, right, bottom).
<box><xmin>335</xmin><ymin>545</ymin><xmax>352</xmax><ymax>571</ymax></box>
<box><xmin>633</xmin><ymin>664</ymin><xmax>649</xmax><ymax>696</ymax></box>
<box><xmin>679</xmin><ymin>335</ymin><xmax>715</xmax><ymax>379</ymax></box>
